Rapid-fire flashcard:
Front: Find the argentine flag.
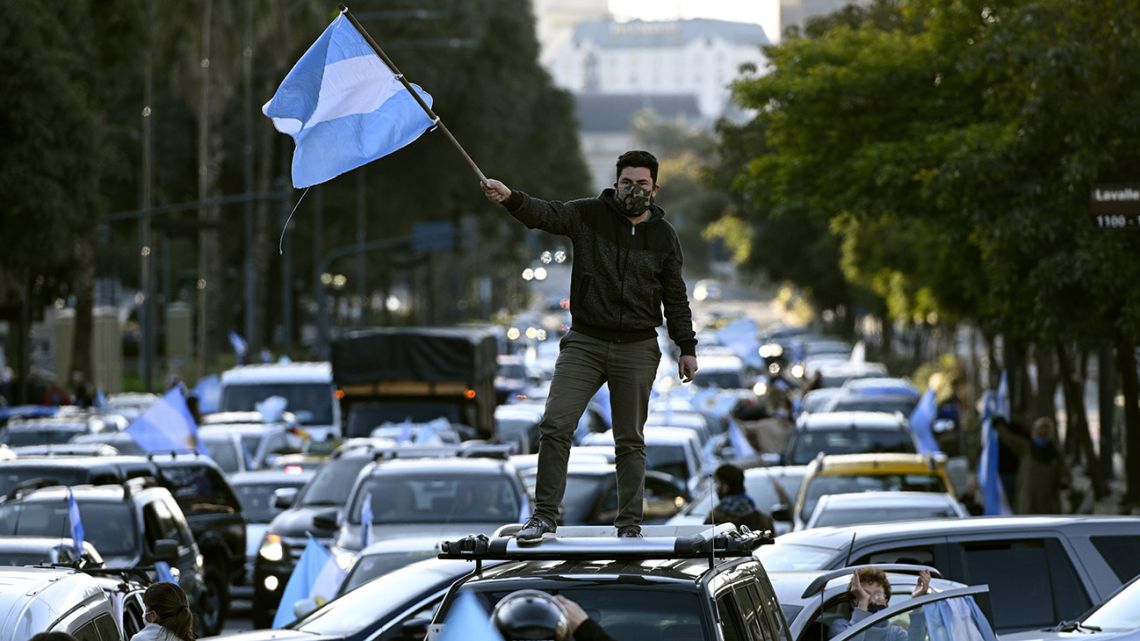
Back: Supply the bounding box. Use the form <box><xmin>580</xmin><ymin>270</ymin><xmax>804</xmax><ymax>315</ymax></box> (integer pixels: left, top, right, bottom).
<box><xmin>263</xmin><ymin>14</ymin><xmax>435</xmax><ymax>188</ymax></box>
<box><xmin>68</xmin><ymin>489</ymin><xmax>84</xmax><ymax>558</ymax></box>
<box><xmin>126</xmin><ymin>387</ymin><xmax>207</xmax><ymax>455</ymax></box>
<box><xmin>272</xmin><ymin>537</ymin><xmax>347</xmax><ymax>628</ymax></box>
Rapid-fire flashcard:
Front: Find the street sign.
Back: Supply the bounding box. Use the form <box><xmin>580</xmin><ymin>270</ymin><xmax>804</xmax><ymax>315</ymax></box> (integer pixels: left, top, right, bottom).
<box><xmin>1091</xmin><ymin>184</ymin><xmax>1140</xmax><ymax>230</ymax></box>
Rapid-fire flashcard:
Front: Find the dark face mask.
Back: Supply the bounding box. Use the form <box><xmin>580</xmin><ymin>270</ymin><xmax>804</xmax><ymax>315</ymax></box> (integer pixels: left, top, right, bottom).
<box><xmin>867</xmin><ymin>603</ymin><xmax>888</xmax><ymax>614</ymax></box>
<box><xmin>616</xmin><ymin>184</ymin><xmax>653</xmax><ymax>217</ymax></box>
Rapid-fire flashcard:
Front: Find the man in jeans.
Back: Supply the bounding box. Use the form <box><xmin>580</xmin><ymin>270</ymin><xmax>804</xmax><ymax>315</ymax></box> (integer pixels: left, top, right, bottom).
<box><xmin>482</xmin><ymin>150</ymin><xmax>698</xmax><ymax>542</ymax></box>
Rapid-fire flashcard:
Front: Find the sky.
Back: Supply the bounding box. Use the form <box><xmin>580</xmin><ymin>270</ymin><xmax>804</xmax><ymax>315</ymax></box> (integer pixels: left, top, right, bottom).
<box><xmin>609</xmin><ymin>0</ymin><xmax>780</xmax><ymax>43</ymax></box>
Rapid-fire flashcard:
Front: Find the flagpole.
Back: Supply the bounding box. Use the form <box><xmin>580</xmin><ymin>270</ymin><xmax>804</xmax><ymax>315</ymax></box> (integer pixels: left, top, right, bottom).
<box><xmin>339</xmin><ymin>5</ymin><xmax>488</xmax><ymax>183</ymax></box>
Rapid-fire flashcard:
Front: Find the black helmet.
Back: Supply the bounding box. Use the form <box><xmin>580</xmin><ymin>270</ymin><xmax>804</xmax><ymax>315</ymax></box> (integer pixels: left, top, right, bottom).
<box><xmin>491</xmin><ymin>590</ymin><xmax>571</xmax><ymax>641</ymax></box>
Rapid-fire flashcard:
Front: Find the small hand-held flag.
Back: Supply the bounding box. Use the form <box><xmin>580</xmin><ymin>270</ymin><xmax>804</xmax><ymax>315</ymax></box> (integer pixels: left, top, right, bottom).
<box><xmin>360</xmin><ymin>491</ymin><xmax>374</xmax><ymax>549</ymax></box>
<box><xmin>68</xmin><ymin>489</ymin><xmax>84</xmax><ymax>558</ymax></box>
<box><xmin>263</xmin><ymin>6</ymin><xmax>484</xmax><ymax>189</ymax></box>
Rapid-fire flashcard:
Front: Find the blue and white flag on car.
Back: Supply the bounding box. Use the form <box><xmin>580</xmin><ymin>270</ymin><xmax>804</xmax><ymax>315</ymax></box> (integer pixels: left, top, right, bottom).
<box><xmin>437</xmin><ymin>589</ymin><xmax>504</xmax><ymax>641</ymax></box>
<box><xmin>263</xmin><ymin>14</ymin><xmax>436</xmax><ymax>188</ymax></box>
<box><xmin>272</xmin><ymin>537</ymin><xmax>346</xmax><ymax>628</ymax></box>
<box><xmin>908</xmin><ymin>387</ymin><xmax>942</xmax><ymax>456</ymax></box>
<box><xmin>360</xmin><ymin>492</ymin><xmax>374</xmax><ymax>549</ymax></box>
<box><xmin>228</xmin><ymin>331</ymin><xmax>249</xmax><ymax>359</ymax></box>
<box><xmin>727</xmin><ymin>418</ymin><xmax>757</xmax><ymax>460</ymax></box>
<box><xmin>126</xmin><ymin>387</ymin><xmax>208</xmax><ymax>455</ymax></box>
<box><xmin>68</xmin><ymin>489</ymin><xmax>84</xmax><ymax>557</ymax></box>
<box><xmin>154</xmin><ymin>561</ymin><xmax>178</xmax><ymax>584</ymax></box>
<box><xmin>977</xmin><ymin>371</ymin><xmax>1012</xmax><ymax>515</ymax></box>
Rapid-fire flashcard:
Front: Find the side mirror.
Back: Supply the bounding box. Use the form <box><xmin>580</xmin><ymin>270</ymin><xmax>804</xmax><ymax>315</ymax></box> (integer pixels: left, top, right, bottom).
<box><xmin>273</xmin><ymin>487</ymin><xmax>299</xmax><ymax>510</ymax></box>
<box><xmin>312</xmin><ymin>509</ymin><xmax>339</xmax><ymax>531</ymax></box>
<box><xmin>152</xmin><ymin>538</ymin><xmax>180</xmax><ymax>564</ymax></box>
<box><xmin>293</xmin><ymin>597</ymin><xmax>318</xmax><ymax>619</ymax></box>
<box><xmin>770</xmin><ymin>504</ymin><xmax>791</xmax><ymax>523</ymax></box>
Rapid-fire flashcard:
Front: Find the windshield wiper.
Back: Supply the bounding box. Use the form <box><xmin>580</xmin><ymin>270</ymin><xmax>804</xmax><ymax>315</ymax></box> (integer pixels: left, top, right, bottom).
<box><xmin>1055</xmin><ymin>620</ymin><xmax>1101</xmax><ymax>633</ymax></box>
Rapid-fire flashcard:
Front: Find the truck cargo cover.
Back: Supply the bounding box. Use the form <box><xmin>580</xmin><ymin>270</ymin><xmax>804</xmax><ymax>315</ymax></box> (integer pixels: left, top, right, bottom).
<box><xmin>331</xmin><ymin>327</ymin><xmax>499</xmax><ymax>385</ymax></box>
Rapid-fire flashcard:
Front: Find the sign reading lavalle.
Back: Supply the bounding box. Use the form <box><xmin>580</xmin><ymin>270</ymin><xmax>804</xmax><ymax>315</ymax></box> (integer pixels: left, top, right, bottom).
<box><xmin>1091</xmin><ymin>184</ymin><xmax>1140</xmax><ymax>230</ymax></box>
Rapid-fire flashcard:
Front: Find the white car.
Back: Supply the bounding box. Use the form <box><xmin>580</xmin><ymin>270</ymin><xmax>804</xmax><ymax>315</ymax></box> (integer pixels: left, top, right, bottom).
<box><xmin>582</xmin><ymin>426</ymin><xmax>708</xmax><ymax>499</ymax></box>
<box><xmin>803</xmin><ymin>491</ymin><xmax>967</xmax><ymax>529</ymax></box>
<box><xmin>218</xmin><ymin>361</ymin><xmax>340</xmax><ymax>441</ymax></box>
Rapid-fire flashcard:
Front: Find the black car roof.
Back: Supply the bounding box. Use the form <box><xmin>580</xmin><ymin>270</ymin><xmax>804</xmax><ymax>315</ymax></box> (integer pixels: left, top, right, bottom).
<box><xmin>460</xmin><ymin>556</ymin><xmax>743</xmax><ymax>585</ymax></box>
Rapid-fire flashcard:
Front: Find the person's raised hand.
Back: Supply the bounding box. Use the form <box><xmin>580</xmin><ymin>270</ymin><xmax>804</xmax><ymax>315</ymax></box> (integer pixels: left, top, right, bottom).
<box><xmin>679</xmin><ymin>355</ymin><xmax>698</xmax><ymax>383</ymax></box>
<box><xmin>481</xmin><ymin>179</ymin><xmax>511</xmax><ymax>203</ymax></box>
<box><xmin>911</xmin><ymin>569</ymin><xmax>931</xmax><ymax>598</ymax></box>
<box><xmin>850</xmin><ymin>572</ymin><xmax>871</xmax><ymax>611</ymax></box>
<box><xmin>552</xmin><ymin>595</ymin><xmax>588</xmax><ymax>632</ymax></box>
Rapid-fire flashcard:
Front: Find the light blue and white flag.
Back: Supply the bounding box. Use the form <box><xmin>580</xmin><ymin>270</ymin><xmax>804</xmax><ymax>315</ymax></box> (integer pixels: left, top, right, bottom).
<box><xmin>263</xmin><ymin>14</ymin><xmax>436</xmax><ymax>188</ymax></box>
<box><xmin>436</xmin><ymin>589</ymin><xmax>504</xmax><ymax>641</ymax></box>
<box><xmin>360</xmin><ymin>491</ymin><xmax>374</xmax><ymax>549</ymax></box>
<box><xmin>154</xmin><ymin>561</ymin><xmax>178</xmax><ymax>584</ymax></box>
<box><xmin>727</xmin><ymin>418</ymin><xmax>757</xmax><ymax>460</ymax></box>
<box><xmin>908</xmin><ymin>387</ymin><xmax>941</xmax><ymax>456</ymax></box>
<box><xmin>68</xmin><ymin>489</ymin><xmax>84</xmax><ymax>557</ymax></box>
<box><xmin>272</xmin><ymin>537</ymin><xmax>345</xmax><ymax>628</ymax></box>
<box><xmin>229</xmin><ymin>331</ymin><xmax>249</xmax><ymax>359</ymax></box>
<box><xmin>397</xmin><ymin>417</ymin><xmax>414</xmax><ymax>445</ymax></box>
<box><xmin>126</xmin><ymin>387</ymin><xmax>207</xmax><ymax>455</ymax></box>
<box><xmin>977</xmin><ymin>371</ymin><xmax>1012</xmax><ymax>515</ymax></box>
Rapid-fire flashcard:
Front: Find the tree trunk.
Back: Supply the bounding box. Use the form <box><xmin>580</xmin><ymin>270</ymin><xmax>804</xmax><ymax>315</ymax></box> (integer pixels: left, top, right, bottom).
<box><xmin>1097</xmin><ymin>344</ymin><xmax>1116</xmax><ymax>480</ymax></box>
<box><xmin>16</xmin><ymin>272</ymin><xmax>32</xmax><ymax>404</ymax></box>
<box><xmin>1033</xmin><ymin>344</ymin><xmax>1058</xmax><ymax>425</ymax></box>
<box><xmin>1006</xmin><ymin>338</ymin><xmax>1029</xmax><ymax>425</ymax></box>
<box><xmin>1116</xmin><ymin>338</ymin><xmax>1140</xmax><ymax>508</ymax></box>
<box><xmin>1057</xmin><ymin>341</ymin><xmax>1109</xmax><ymax>500</ymax></box>
<box><xmin>70</xmin><ymin>238</ymin><xmax>96</xmax><ymax>402</ymax></box>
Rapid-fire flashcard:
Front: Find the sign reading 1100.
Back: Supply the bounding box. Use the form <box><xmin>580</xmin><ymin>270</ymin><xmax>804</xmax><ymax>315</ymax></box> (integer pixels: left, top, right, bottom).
<box><xmin>1091</xmin><ymin>184</ymin><xmax>1140</xmax><ymax>231</ymax></box>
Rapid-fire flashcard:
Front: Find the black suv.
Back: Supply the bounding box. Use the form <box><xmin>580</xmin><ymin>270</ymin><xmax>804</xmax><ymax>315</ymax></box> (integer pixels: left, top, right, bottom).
<box><xmin>0</xmin><ymin>453</ymin><xmax>245</xmax><ymax>631</ymax></box>
<box><xmin>431</xmin><ymin>524</ymin><xmax>790</xmax><ymax>641</ymax></box>
<box><xmin>0</xmin><ymin>480</ymin><xmax>213</xmax><ymax>634</ymax></box>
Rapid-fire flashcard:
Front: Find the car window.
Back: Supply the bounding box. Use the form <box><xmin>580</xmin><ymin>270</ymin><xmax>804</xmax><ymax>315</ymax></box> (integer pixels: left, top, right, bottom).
<box><xmin>832</xmin><ymin>591</ymin><xmax>996</xmax><ymax>641</ymax></box>
<box><xmin>956</xmin><ymin>538</ymin><xmax>1089</xmax><ymax>631</ymax></box>
<box><xmin>745</xmin><ymin>472</ymin><xmax>804</xmax><ymax>513</ymax></box>
<box><xmin>1090</xmin><ymin>535</ymin><xmax>1140</xmax><ymax>583</ymax></box>
<box><xmin>646</xmin><ymin>444</ymin><xmax>690</xmax><ymax>482</ymax></box>
<box><xmin>144</xmin><ymin>499</ymin><xmax>184</xmax><ymax>547</ymax></box>
<box><xmin>800</xmin><ymin>474</ymin><xmax>944</xmax><ymax>522</ymax></box>
<box><xmin>234</xmin><ymin>481</ymin><xmax>305</xmax><ymax>524</ymax></box>
<box><xmin>204</xmin><ymin>439</ymin><xmax>242</xmax><ymax>474</ymax></box>
<box><xmin>352</xmin><ymin>474</ymin><xmax>521</xmax><ymax>524</ymax></box>
<box><xmin>562</xmin><ymin>474</ymin><xmax>610</xmax><ymax>524</ymax></box>
<box><xmin>300</xmin><ymin>457</ymin><xmax>371</xmax><ymax>506</ymax></box>
<box><xmin>220</xmin><ymin>382</ymin><xmax>334</xmax><ymax>425</ymax></box>
<box><xmin>789</xmin><ymin>429</ymin><xmax>915</xmax><ymax>465</ymax></box>
<box><xmin>0</xmin><ymin>466</ymin><xmax>86</xmax><ymax>495</ymax></box>
<box><xmin>91</xmin><ymin>612</ymin><xmax>121</xmax><ymax>641</ymax></box>
<box><xmin>717</xmin><ymin>591</ymin><xmax>749</xmax><ymax>641</ymax></box>
<box><xmin>854</xmin><ymin>546</ymin><xmax>937</xmax><ymax>567</ymax></box>
<box><xmin>0</xmin><ymin>501</ymin><xmax>138</xmax><ymax>558</ymax></box>
<box><xmin>735</xmin><ymin>583</ymin><xmax>777</xmax><ymax>641</ymax></box>
<box><xmin>341</xmin><ymin>550</ymin><xmax>438</xmax><ymax>594</ymax></box>
<box><xmin>756</xmin><ymin>543</ymin><xmax>838</xmax><ymax>572</ymax></box>
<box><xmin>812</xmin><ymin>503</ymin><xmax>959</xmax><ymax>528</ymax></box>
<box><xmin>161</xmin><ymin>465</ymin><xmax>239</xmax><ymax>515</ymax></box>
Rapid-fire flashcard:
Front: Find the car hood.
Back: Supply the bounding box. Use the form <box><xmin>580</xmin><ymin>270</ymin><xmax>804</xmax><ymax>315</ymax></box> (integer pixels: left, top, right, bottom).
<box><xmin>1001</xmin><ymin>630</ymin><xmax>1140</xmax><ymax>641</ymax></box>
<box><xmin>269</xmin><ymin>506</ymin><xmax>342</xmax><ymax>538</ymax></box>
<box><xmin>200</xmin><ymin>629</ymin><xmax>334</xmax><ymax>641</ymax></box>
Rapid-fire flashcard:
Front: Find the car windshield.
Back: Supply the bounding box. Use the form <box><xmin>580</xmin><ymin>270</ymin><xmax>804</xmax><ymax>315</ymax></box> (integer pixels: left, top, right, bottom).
<box><xmin>693</xmin><ymin>371</ymin><xmax>745</xmax><ymax>389</ymax></box>
<box><xmin>234</xmin><ymin>481</ymin><xmax>305</xmax><ymax>523</ymax></box>
<box><xmin>346</xmin><ymin>403</ymin><xmax>460</xmax><ymax>438</ymax></box>
<box><xmin>1083</xmin><ymin>578</ymin><xmax>1140</xmax><ymax>632</ymax></box>
<box><xmin>1</xmin><ymin>429</ymin><xmax>85</xmax><ymax>447</ymax></box>
<box><xmin>563</xmin><ymin>474</ymin><xmax>610</xmax><ymax>524</ymax></box>
<box><xmin>341</xmin><ymin>550</ymin><xmax>438</xmax><ymax>594</ymax></box>
<box><xmin>351</xmin><ymin>474</ymin><xmax>521</xmax><ymax>524</ymax></box>
<box><xmin>0</xmin><ymin>501</ymin><xmax>138</xmax><ymax>557</ymax></box>
<box><xmin>299</xmin><ymin>457</ymin><xmax>371</xmax><ymax>506</ymax></box>
<box><xmin>828</xmin><ymin>397</ymin><xmax>918</xmax><ymax>415</ymax></box>
<box><xmin>789</xmin><ymin>429</ymin><xmax>915</xmax><ymax>465</ymax></box>
<box><xmin>294</xmin><ymin>561</ymin><xmax>460</xmax><ymax>634</ymax></box>
<box><xmin>801</xmin><ymin>474</ymin><xmax>945</xmax><ymax>522</ymax></box>
<box><xmin>220</xmin><ymin>382</ymin><xmax>333</xmax><ymax>425</ymax></box>
<box><xmin>755</xmin><ymin>542</ymin><xmax>838</xmax><ymax>571</ymax></box>
<box><xmin>204</xmin><ymin>439</ymin><xmax>242</xmax><ymax>474</ymax></box>
<box><xmin>646</xmin><ymin>444</ymin><xmax>689</xmax><ymax>481</ymax></box>
<box><xmin>0</xmin><ymin>467</ymin><xmax>87</xmax><ymax>496</ymax></box>
<box><xmin>497</xmin><ymin>363</ymin><xmax>527</xmax><ymax>379</ymax></box>
<box><xmin>0</xmin><ymin>552</ymin><xmax>54</xmax><ymax>566</ymax></box>
<box><xmin>468</xmin><ymin>586</ymin><xmax>705</xmax><ymax>641</ymax></box>
<box><xmin>745</xmin><ymin>470</ymin><xmax>806</xmax><ymax>512</ymax></box>
<box><xmin>241</xmin><ymin>435</ymin><xmax>262</xmax><ymax>457</ymax></box>
<box><xmin>813</xmin><ymin>504</ymin><xmax>958</xmax><ymax>528</ymax></box>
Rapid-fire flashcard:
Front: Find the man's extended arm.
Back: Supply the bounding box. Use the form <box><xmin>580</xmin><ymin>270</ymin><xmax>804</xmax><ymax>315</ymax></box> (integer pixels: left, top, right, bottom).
<box><xmin>482</xmin><ymin>178</ymin><xmax>581</xmax><ymax>236</ymax></box>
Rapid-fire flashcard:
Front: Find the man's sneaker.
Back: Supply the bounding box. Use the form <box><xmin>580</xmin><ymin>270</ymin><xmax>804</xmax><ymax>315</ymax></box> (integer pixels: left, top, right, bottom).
<box><xmin>617</xmin><ymin>525</ymin><xmax>643</xmax><ymax>538</ymax></box>
<box><xmin>515</xmin><ymin>517</ymin><xmax>556</xmax><ymax>545</ymax></box>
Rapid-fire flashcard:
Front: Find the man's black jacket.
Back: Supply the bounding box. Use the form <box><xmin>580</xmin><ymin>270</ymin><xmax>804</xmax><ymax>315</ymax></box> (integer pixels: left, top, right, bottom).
<box><xmin>501</xmin><ymin>188</ymin><xmax>697</xmax><ymax>356</ymax></box>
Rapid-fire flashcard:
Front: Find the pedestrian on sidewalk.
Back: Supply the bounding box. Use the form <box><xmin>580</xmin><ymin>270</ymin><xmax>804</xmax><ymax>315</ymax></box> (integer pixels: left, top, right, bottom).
<box><xmin>482</xmin><ymin>150</ymin><xmax>699</xmax><ymax>542</ymax></box>
<box><xmin>996</xmin><ymin>416</ymin><xmax>1071</xmax><ymax>514</ymax></box>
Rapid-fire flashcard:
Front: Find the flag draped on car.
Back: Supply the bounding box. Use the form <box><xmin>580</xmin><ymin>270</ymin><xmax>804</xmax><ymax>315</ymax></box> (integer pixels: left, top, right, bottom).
<box><xmin>272</xmin><ymin>537</ymin><xmax>348</xmax><ymax>628</ymax></box>
<box><xmin>126</xmin><ymin>387</ymin><xmax>207</xmax><ymax>455</ymax></box>
<box><xmin>262</xmin><ymin>14</ymin><xmax>435</xmax><ymax>188</ymax></box>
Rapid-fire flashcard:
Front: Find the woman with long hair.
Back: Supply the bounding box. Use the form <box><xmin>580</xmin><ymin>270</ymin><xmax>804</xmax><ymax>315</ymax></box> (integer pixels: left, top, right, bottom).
<box><xmin>131</xmin><ymin>582</ymin><xmax>197</xmax><ymax>641</ymax></box>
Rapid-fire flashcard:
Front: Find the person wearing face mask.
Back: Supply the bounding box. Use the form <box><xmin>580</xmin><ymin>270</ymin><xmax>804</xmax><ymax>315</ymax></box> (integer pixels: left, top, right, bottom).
<box><xmin>995</xmin><ymin>416</ymin><xmax>1071</xmax><ymax>514</ymax></box>
<box><xmin>829</xmin><ymin>568</ymin><xmax>930</xmax><ymax>640</ymax></box>
<box><xmin>705</xmin><ymin>463</ymin><xmax>775</xmax><ymax>533</ymax></box>
<box><xmin>131</xmin><ymin>582</ymin><xmax>196</xmax><ymax>641</ymax></box>
<box><xmin>481</xmin><ymin>150</ymin><xmax>699</xmax><ymax>543</ymax></box>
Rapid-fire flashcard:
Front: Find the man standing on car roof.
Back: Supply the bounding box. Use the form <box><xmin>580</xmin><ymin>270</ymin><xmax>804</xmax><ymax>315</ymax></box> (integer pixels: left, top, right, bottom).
<box><xmin>482</xmin><ymin>150</ymin><xmax>698</xmax><ymax>542</ymax></box>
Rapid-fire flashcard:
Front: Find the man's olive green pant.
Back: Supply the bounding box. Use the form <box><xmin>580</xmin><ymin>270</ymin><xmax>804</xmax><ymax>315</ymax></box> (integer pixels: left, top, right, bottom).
<box><xmin>531</xmin><ymin>330</ymin><xmax>661</xmax><ymax>529</ymax></box>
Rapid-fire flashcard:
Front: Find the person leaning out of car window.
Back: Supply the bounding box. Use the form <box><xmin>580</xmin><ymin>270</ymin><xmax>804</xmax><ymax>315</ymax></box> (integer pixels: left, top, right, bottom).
<box><xmin>829</xmin><ymin>568</ymin><xmax>930</xmax><ymax>640</ymax></box>
<box><xmin>131</xmin><ymin>582</ymin><xmax>196</xmax><ymax>641</ymax></box>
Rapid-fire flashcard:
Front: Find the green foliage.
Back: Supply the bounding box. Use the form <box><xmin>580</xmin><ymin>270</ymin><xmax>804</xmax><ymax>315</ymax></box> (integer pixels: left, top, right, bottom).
<box><xmin>721</xmin><ymin>0</ymin><xmax>1140</xmax><ymax>343</ymax></box>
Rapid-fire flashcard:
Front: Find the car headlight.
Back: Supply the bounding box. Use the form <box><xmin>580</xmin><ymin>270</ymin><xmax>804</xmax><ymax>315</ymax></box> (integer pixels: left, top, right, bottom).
<box><xmin>259</xmin><ymin>534</ymin><xmax>284</xmax><ymax>562</ymax></box>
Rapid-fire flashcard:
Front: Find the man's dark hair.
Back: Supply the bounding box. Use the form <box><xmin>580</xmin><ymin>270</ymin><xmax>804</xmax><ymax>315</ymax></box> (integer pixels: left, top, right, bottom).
<box><xmin>714</xmin><ymin>464</ymin><xmax>746</xmax><ymax>494</ymax></box>
<box><xmin>616</xmin><ymin>150</ymin><xmax>658</xmax><ymax>184</ymax></box>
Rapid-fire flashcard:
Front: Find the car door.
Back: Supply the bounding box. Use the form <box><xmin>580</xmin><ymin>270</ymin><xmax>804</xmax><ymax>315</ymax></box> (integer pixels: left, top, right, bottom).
<box><xmin>945</xmin><ymin>533</ymin><xmax>1093</xmax><ymax>633</ymax></box>
<box><xmin>830</xmin><ymin>586</ymin><xmax>997</xmax><ymax>641</ymax></box>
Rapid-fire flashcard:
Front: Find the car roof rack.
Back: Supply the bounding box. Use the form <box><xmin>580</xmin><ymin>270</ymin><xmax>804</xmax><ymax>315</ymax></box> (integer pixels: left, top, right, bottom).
<box><xmin>439</xmin><ymin>524</ymin><xmax>772</xmax><ymax>572</ymax></box>
<box><xmin>800</xmin><ymin>564</ymin><xmax>943</xmax><ymax>599</ymax></box>
<box><xmin>3</xmin><ymin>477</ymin><xmax>64</xmax><ymax>501</ymax></box>
<box><xmin>145</xmin><ymin>449</ymin><xmax>201</xmax><ymax>460</ymax></box>
<box><xmin>370</xmin><ymin>441</ymin><xmax>517</xmax><ymax>462</ymax></box>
